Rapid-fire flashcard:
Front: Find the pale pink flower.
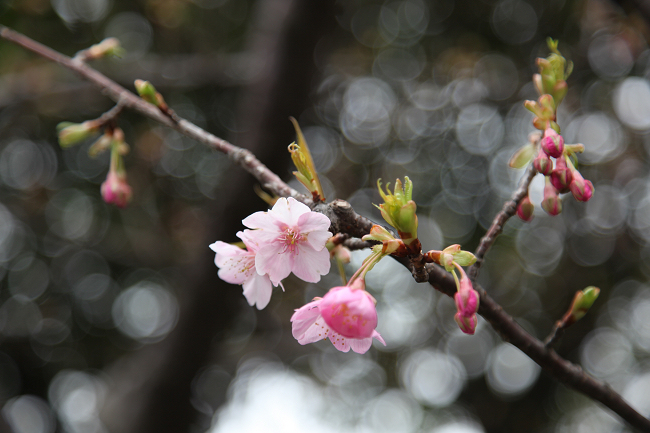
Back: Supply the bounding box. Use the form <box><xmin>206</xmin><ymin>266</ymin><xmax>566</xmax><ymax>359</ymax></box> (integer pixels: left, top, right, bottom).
<box><xmin>243</xmin><ymin>197</ymin><xmax>332</xmax><ymax>285</ymax></box>
<box><xmin>319</xmin><ymin>279</ymin><xmax>377</xmax><ymax>339</ymax></box>
<box><xmin>291</xmin><ymin>297</ymin><xmax>385</xmax><ymax>354</ymax></box>
<box><xmin>453</xmin><ymin>267</ymin><xmax>480</xmax><ymax>335</ymax></box>
<box><xmin>209</xmin><ymin>231</ymin><xmax>276</xmax><ymax>309</ymax></box>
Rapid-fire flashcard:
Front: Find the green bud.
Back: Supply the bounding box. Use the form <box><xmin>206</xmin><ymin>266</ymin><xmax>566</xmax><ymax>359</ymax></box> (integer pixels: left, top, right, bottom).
<box><xmin>57</xmin><ymin>121</ymin><xmax>98</xmax><ymax>147</ymax></box>
<box><xmin>570</xmin><ymin>286</ymin><xmax>600</xmax><ymax>322</ymax></box>
<box><xmin>88</xmin><ymin>133</ymin><xmax>112</xmax><ymax>157</ymax></box>
<box><xmin>87</xmin><ymin>37</ymin><xmax>125</xmax><ymax>59</ymax></box>
<box><xmin>376</xmin><ymin>177</ymin><xmax>418</xmax><ymax>244</ymax></box>
<box><xmin>135</xmin><ymin>79</ymin><xmax>160</xmax><ymax>106</ymax></box>
<box><xmin>362</xmin><ymin>225</ymin><xmax>397</xmax><ymax>243</ymax></box>
<box><xmin>288</xmin><ymin>117</ymin><xmax>324</xmax><ymax>201</ymax></box>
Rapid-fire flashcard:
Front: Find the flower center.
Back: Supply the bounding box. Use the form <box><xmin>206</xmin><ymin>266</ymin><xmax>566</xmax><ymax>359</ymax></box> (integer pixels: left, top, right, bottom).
<box><xmin>279</xmin><ymin>227</ymin><xmax>304</xmax><ymax>254</ymax></box>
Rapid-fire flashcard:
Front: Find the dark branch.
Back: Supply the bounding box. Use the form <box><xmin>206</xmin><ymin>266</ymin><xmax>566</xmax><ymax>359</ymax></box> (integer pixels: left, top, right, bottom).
<box><xmin>468</xmin><ymin>164</ymin><xmax>537</xmax><ymax>281</ymax></box>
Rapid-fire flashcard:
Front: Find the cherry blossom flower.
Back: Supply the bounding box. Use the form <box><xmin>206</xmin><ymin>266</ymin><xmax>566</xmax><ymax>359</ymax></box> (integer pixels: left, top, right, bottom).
<box><xmin>209</xmin><ymin>231</ymin><xmax>276</xmax><ymax>309</ymax></box>
<box><xmin>319</xmin><ymin>279</ymin><xmax>377</xmax><ymax>339</ymax></box>
<box><xmin>291</xmin><ymin>297</ymin><xmax>385</xmax><ymax>354</ymax></box>
<box><xmin>243</xmin><ymin>197</ymin><xmax>332</xmax><ymax>285</ymax></box>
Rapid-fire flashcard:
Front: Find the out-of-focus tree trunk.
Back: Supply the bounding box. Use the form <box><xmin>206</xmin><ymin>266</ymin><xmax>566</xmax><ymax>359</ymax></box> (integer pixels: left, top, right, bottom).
<box><xmin>100</xmin><ymin>1</ymin><xmax>336</xmax><ymax>432</ymax></box>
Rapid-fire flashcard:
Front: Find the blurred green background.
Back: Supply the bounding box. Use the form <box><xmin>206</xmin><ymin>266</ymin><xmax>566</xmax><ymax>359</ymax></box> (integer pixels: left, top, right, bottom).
<box><xmin>1</xmin><ymin>0</ymin><xmax>650</xmax><ymax>432</ymax></box>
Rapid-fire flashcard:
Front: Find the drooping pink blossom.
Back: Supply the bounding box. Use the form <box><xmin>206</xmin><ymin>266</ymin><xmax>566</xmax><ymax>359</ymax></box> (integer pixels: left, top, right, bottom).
<box><xmin>453</xmin><ymin>266</ymin><xmax>479</xmax><ymax>335</ymax></box>
<box><xmin>243</xmin><ymin>197</ymin><xmax>332</xmax><ymax>285</ymax></box>
<box><xmin>291</xmin><ymin>297</ymin><xmax>385</xmax><ymax>354</ymax></box>
<box><xmin>542</xmin><ymin>177</ymin><xmax>562</xmax><ymax>216</ymax></box>
<box><xmin>101</xmin><ymin>171</ymin><xmax>132</xmax><ymax>208</ymax></box>
<box><xmin>209</xmin><ymin>231</ymin><xmax>276</xmax><ymax>309</ymax></box>
<box><xmin>319</xmin><ymin>279</ymin><xmax>377</xmax><ymax>339</ymax></box>
<box><xmin>533</xmin><ymin>148</ymin><xmax>552</xmax><ymax>176</ymax></box>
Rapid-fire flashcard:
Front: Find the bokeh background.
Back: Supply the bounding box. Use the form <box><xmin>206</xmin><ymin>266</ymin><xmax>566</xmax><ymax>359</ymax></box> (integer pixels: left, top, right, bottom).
<box><xmin>1</xmin><ymin>0</ymin><xmax>650</xmax><ymax>432</ymax></box>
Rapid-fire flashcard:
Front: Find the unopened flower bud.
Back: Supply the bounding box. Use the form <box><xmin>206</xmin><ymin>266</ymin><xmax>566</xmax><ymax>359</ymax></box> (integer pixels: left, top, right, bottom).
<box><xmin>101</xmin><ymin>171</ymin><xmax>132</xmax><ymax>208</ymax></box>
<box><xmin>541</xmin><ymin>128</ymin><xmax>564</xmax><ymax>158</ymax></box>
<box><xmin>533</xmin><ymin>148</ymin><xmax>552</xmax><ymax>175</ymax></box>
<box><xmin>86</xmin><ymin>37</ymin><xmax>125</xmax><ymax>59</ymax></box>
<box><xmin>330</xmin><ymin>244</ymin><xmax>351</xmax><ymax>264</ymax></box>
<box><xmin>88</xmin><ymin>132</ymin><xmax>112</xmax><ymax>157</ymax></box>
<box><xmin>57</xmin><ymin>121</ymin><xmax>98</xmax><ymax>147</ymax></box>
<box><xmin>550</xmin><ymin>157</ymin><xmax>572</xmax><ymax>193</ymax></box>
<box><xmin>542</xmin><ymin>178</ymin><xmax>562</xmax><ymax>216</ymax></box>
<box><xmin>569</xmin><ymin>171</ymin><xmax>594</xmax><ymax>202</ymax></box>
<box><xmin>568</xmin><ymin>286</ymin><xmax>600</xmax><ymax>322</ymax></box>
<box><xmin>517</xmin><ymin>196</ymin><xmax>534</xmax><ymax>222</ymax></box>
<box><xmin>376</xmin><ymin>177</ymin><xmax>418</xmax><ymax>245</ymax></box>
<box><xmin>453</xmin><ymin>267</ymin><xmax>479</xmax><ymax>335</ymax></box>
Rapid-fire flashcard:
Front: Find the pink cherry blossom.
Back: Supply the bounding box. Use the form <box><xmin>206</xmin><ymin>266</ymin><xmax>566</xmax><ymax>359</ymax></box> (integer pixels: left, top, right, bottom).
<box><xmin>209</xmin><ymin>231</ymin><xmax>276</xmax><ymax>309</ymax></box>
<box><xmin>291</xmin><ymin>297</ymin><xmax>385</xmax><ymax>354</ymax></box>
<box><xmin>453</xmin><ymin>266</ymin><xmax>480</xmax><ymax>335</ymax></box>
<box><xmin>243</xmin><ymin>197</ymin><xmax>332</xmax><ymax>285</ymax></box>
<box><xmin>319</xmin><ymin>279</ymin><xmax>377</xmax><ymax>339</ymax></box>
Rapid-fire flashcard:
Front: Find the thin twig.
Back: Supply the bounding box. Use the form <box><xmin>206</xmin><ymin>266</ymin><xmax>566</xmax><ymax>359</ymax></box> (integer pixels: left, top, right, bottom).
<box><xmin>0</xmin><ymin>25</ymin><xmax>301</xmax><ymax>202</ymax></box>
<box><xmin>91</xmin><ymin>100</ymin><xmax>126</xmax><ymax>127</ymax></box>
<box><xmin>2</xmin><ymin>26</ymin><xmax>649</xmax><ymax>432</ymax></box>
<box><xmin>544</xmin><ymin>322</ymin><xmax>565</xmax><ymax>347</ymax></box>
<box><xmin>468</xmin><ymin>164</ymin><xmax>537</xmax><ymax>281</ymax></box>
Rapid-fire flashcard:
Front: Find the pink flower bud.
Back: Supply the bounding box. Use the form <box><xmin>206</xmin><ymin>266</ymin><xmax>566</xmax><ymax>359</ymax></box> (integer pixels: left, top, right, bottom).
<box><xmin>542</xmin><ymin>179</ymin><xmax>562</xmax><ymax>216</ymax></box>
<box><xmin>516</xmin><ymin>196</ymin><xmax>534</xmax><ymax>222</ymax></box>
<box><xmin>569</xmin><ymin>171</ymin><xmax>594</xmax><ymax>202</ymax></box>
<box><xmin>550</xmin><ymin>157</ymin><xmax>572</xmax><ymax>193</ymax></box>
<box><xmin>533</xmin><ymin>148</ymin><xmax>552</xmax><ymax>175</ymax></box>
<box><xmin>541</xmin><ymin>128</ymin><xmax>564</xmax><ymax>158</ymax></box>
<box><xmin>453</xmin><ymin>267</ymin><xmax>479</xmax><ymax>335</ymax></box>
<box><xmin>101</xmin><ymin>171</ymin><xmax>132</xmax><ymax>208</ymax></box>
<box><xmin>319</xmin><ymin>279</ymin><xmax>378</xmax><ymax>339</ymax></box>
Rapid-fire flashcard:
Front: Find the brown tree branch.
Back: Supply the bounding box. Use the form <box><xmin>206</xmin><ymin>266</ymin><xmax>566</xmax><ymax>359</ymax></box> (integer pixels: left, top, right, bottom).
<box><xmin>2</xmin><ymin>26</ymin><xmax>649</xmax><ymax>432</ymax></box>
<box><xmin>468</xmin><ymin>164</ymin><xmax>537</xmax><ymax>281</ymax></box>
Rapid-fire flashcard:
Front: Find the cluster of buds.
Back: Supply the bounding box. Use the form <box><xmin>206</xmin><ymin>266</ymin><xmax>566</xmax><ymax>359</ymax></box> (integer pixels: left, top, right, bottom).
<box><xmin>376</xmin><ymin>177</ymin><xmax>419</xmax><ymax>253</ymax></box>
<box><xmin>509</xmin><ymin>39</ymin><xmax>593</xmax><ymax>220</ymax></box>
<box><xmin>424</xmin><ymin>245</ymin><xmax>479</xmax><ymax>334</ymax></box>
<box><xmin>57</xmin><ymin>121</ymin><xmax>133</xmax><ymax>208</ymax></box>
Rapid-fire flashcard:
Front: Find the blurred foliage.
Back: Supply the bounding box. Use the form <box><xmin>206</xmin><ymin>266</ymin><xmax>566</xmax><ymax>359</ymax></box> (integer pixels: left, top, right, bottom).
<box><xmin>2</xmin><ymin>0</ymin><xmax>650</xmax><ymax>432</ymax></box>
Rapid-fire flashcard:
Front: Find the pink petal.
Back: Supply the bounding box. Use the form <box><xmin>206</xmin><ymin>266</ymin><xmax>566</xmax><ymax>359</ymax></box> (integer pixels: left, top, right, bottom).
<box><xmin>236</xmin><ymin>230</ymin><xmax>260</xmax><ymax>253</ymax></box>
<box><xmin>290</xmin><ymin>299</ymin><xmax>322</xmax><ymax>323</ymax></box>
<box><xmin>242</xmin><ymin>211</ymin><xmax>282</xmax><ymax>231</ymax></box>
<box><xmin>328</xmin><ymin>332</ymin><xmax>351</xmax><ymax>353</ymax></box>
<box><xmin>210</xmin><ymin>242</ymin><xmax>254</xmax><ymax>285</ymax></box>
<box><xmin>242</xmin><ymin>272</ymin><xmax>273</xmax><ymax>309</ymax></box>
<box><xmin>279</xmin><ymin>197</ymin><xmax>311</xmax><ymax>226</ymax></box>
<box><xmin>291</xmin><ymin>245</ymin><xmax>331</xmax><ymax>283</ymax></box>
<box><xmin>371</xmin><ymin>330</ymin><xmax>386</xmax><ymax>346</ymax></box>
<box><xmin>297</xmin><ymin>211</ymin><xmax>331</xmax><ymax>234</ymax></box>
<box><xmin>298</xmin><ymin>318</ymin><xmax>331</xmax><ymax>344</ymax></box>
<box><xmin>306</xmin><ymin>230</ymin><xmax>333</xmax><ymax>251</ymax></box>
<box><xmin>349</xmin><ymin>337</ymin><xmax>373</xmax><ymax>354</ymax></box>
<box><xmin>255</xmin><ymin>244</ymin><xmax>293</xmax><ymax>285</ymax></box>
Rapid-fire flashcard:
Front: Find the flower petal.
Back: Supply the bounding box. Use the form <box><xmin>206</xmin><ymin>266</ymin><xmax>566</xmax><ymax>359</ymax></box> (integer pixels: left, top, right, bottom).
<box><xmin>349</xmin><ymin>337</ymin><xmax>373</xmax><ymax>354</ymax></box>
<box><xmin>242</xmin><ymin>211</ymin><xmax>281</xmax><ymax>231</ymax></box>
<box><xmin>297</xmin><ymin>318</ymin><xmax>331</xmax><ymax>345</ymax></box>
<box><xmin>210</xmin><ymin>241</ymin><xmax>254</xmax><ymax>285</ymax></box>
<box><xmin>297</xmin><ymin>211</ymin><xmax>331</xmax><ymax>234</ymax></box>
<box><xmin>306</xmin><ymin>229</ymin><xmax>333</xmax><ymax>251</ymax></box>
<box><xmin>291</xmin><ymin>245</ymin><xmax>330</xmax><ymax>283</ymax></box>
<box><xmin>328</xmin><ymin>332</ymin><xmax>351</xmax><ymax>352</ymax></box>
<box><xmin>242</xmin><ymin>272</ymin><xmax>273</xmax><ymax>309</ymax></box>
<box><xmin>278</xmin><ymin>197</ymin><xmax>311</xmax><ymax>226</ymax></box>
<box><xmin>255</xmin><ymin>244</ymin><xmax>292</xmax><ymax>285</ymax></box>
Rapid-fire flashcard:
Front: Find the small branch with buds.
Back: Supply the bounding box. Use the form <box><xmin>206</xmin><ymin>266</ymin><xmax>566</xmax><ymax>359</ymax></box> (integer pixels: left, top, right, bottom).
<box><xmin>2</xmin><ymin>26</ymin><xmax>649</xmax><ymax>432</ymax></box>
<box><xmin>544</xmin><ymin>286</ymin><xmax>600</xmax><ymax>347</ymax></box>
